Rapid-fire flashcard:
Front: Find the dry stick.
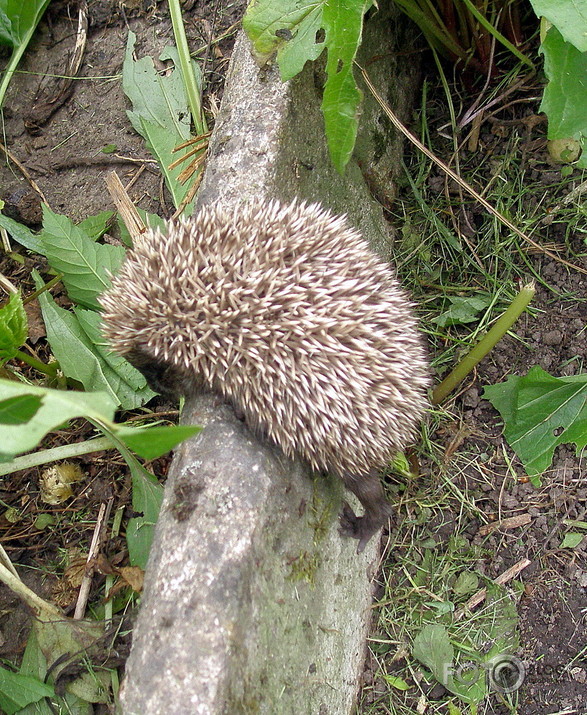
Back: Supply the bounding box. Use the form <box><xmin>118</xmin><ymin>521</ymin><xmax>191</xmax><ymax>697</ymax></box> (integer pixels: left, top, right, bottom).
<box><xmin>0</xmin><ymin>140</ymin><xmax>50</xmax><ymax>206</ymax></box>
<box><xmin>105</xmin><ymin>172</ymin><xmax>146</xmax><ymax>241</ymax></box>
<box><xmin>74</xmin><ymin>499</ymin><xmax>113</xmax><ymax>620</ymax></box>
<box><xmin>454</xmin><ymin>557</ymin><xmax>531</xmax><ymax>620</ymax></box>
<box><xmin>432</xmin><ymin>282</ymin><xmax>536</xmax><ymax>404</ymax></box>
<box><xmin>359</xmin><ymin>66</ymin><xmax>587</xmax><ymax>276</ymax></box>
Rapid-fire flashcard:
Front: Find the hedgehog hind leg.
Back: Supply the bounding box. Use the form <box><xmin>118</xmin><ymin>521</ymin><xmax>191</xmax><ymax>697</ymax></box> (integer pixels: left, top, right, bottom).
<box><xmin>338</xmin><ymin>469</ymin><xmax>393</xmax><ymax>554</ymax></box>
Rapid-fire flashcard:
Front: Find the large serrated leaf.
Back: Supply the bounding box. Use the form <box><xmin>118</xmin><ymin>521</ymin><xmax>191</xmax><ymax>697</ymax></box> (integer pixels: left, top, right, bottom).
<box><xmin>483</xmin><ymin>366</ymin><xmax>587</xmax><ymax>476</ymax></box>
<box><xmin>123</xmin><ymin>31</ymin><xmax>197</xmax><ymax>209</ymax></box>
<box><xmin>539</xmin><ymin>26</ymin><xmax>587</xmax><ymax>168</ymax></box>
<box><xmin>244</xmin><ymin>0</ymin><xmax>372</xmax><ymax>172</ymax></box>
<box><xmin>0</xmin><ymin>379</ymin><xmax>116</xmax><ymax>460</ymax></box>
<box><xmin>0</xmin><ymin>291</ymin><xmax>27</xmax><ymax>360</ymax></box>
<box><xmin>530</xmin><ymin>0</ymin><xmax>587</xmax><ymax>52</ymax></box>
<box><xmin>321</xmin><ymin>0</ymin><xmax>371</xmax><ymax>173</ymax></box>
<box><xmin>36</xmin><ymin>283</ymin><xmax>153</xmax><ymax>410</ymax></box>
<box><xmin>243</xmin><ymin>0</ymin><xmax>326</xmax><ymax>80</ymax></box>
<box><xmin>39</xmin><ymin>207</ymin><xmax>125</xmax><ymax>310</ymax></box>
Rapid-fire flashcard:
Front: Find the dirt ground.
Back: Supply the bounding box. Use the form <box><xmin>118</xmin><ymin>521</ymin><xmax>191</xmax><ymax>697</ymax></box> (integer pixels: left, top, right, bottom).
<box><xmin>0</xmin><ymin>2</ymin><xmax>585</xmax><ymax>714</ymax></box>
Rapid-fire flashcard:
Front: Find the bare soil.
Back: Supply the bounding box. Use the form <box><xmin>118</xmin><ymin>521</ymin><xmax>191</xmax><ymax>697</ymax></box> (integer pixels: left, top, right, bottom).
<box><xmin>0</xmin><ymin>2</ymin><xmax>585</xmax><ymax>714</ymax></box>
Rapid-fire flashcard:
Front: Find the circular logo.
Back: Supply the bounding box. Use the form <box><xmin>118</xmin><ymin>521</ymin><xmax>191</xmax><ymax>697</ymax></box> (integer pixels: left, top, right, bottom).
<box><xmin>487</xmin><ymin>654</ymin><xmax>526</xmax><ymax>693</ymax></box>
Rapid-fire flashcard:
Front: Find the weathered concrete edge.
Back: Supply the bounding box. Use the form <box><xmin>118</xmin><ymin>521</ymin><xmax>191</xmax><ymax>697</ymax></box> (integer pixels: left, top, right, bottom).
<box><xmin>120</xmin><ymin>11</ymin><xmax>419</xmax><ymax>715</ymax></box>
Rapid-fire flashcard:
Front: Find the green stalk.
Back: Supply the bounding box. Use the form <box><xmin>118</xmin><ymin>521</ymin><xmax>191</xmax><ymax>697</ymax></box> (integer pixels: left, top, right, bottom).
<box><xmin>168</xmin><ymin>0</ymin><xmax>208</xmax><ymax>135</ymax></box>
<box><xmin>432</xmin><ymin>282</ymin><xmax>535</xmax><ymax>404</ymax></box>
<box><xmin>0</xmin><ymin>436</ymin><xmax>115</xmax><ymax>476</ymax></box>
<box><xmin>0</xmin><ymin>0</ymin><xmax>52</xmax><ymax>109</ymax></box>
<box><xmin>14</xmin><ymin>348</ymin><xmax>59</xmax><ymax>377</ymax></box>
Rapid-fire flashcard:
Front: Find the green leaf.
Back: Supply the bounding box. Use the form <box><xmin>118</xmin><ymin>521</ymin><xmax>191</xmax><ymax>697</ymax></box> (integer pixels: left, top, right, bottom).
<box><xmin>123</xmin><ymin>31</ymin><xmax>197</xmax><ymax>209</ymax></box>
<box><xmin>530</xmin><ymin>0</ymin><xmax>587</xmax><ymax>52</ymax></box>
<box><xmin>35</xmin><ymin>282</ymin><xmax>154</xmax><ymax>409</ymax></box>
<box><xmin>0</xmin><ymin>668</ymin><xmax>54</xmax><ymax>715</ymax></box>
<box><xmin>78</xmin><ymin>211</ymin><xmax>115</xmax><ymax>242</ymax></box>
<box><xmin>243</xmin><ymin>0</ymin><xmax>371</xmax><ymax>171</ymax></box>
<box><xmin>539</xmin><ymin>26</ymin><xmax>587</xmax><ymax>168</ymax></box>
<box><xmin>483</xmin><ymin>366</ymin><xmax>587</xmax><ymax>476</ymax></box>
<box><xmin>0</xmin><ymin>213</ymin><xmax>45</xmax><ymax>253</ymax></box>
<box><xmin>39</xmin><ymin>206</ymin><xmax>125</xmax><ymax>310</ymax></box>
<box><xmin>453</xmin><ymin>570</ymin><xmax>479</xmax><ymax>596</ymax></box>
<box><xmin>382</xmin><ymin>675</ymin><xmax>410</xmax><ymax>691</ymax></box>
<box><xmin>115</xmin><ymin>424</ymin><xmax>201</xmax><ymax>460</ymax></box>
<box><xmin>126</xmin><ymin>458</ymin><xmax>164</xmax><ymax>569</ymax></box>
<box><xmin>243</xmin><ymin>0</ymin><xmax>326</xmax><ymax>81</ymax></box>
<box><xmin>560</xmin><ymin>532</ymin><xmax>584</xmax><ymax>549</ymax></box>
<box><xmin>74</xmin><ymin>307</ymin><xmax>156</xmax><ymax>403</ymax></box>
<box><xmin>321</xmin><ymin>0</ymin><xmax>372</xmax><ymax>173</ymax></box>
<box><xmin>0</xmin><ymin>394</ymin><xmax>42</xmax><ymax>424</ymax></box>
<box><xmin>432</xmin><ymin>295</ymin><xmax>492</xmax><ymax>327</ymax></box>
<box><xmin>0</xmin><ymin>0</ymin><xmax>51</xmax><ymax>108</ymax></box>
<box><xmin>0</xmin><ymin>379</ymin><xmax>116</xmax><ymax>461</ymax></box>
<box><xmin>0</xmin><ymin>291</ymin><xmax>27</xmax><ymax>360</ymax></box>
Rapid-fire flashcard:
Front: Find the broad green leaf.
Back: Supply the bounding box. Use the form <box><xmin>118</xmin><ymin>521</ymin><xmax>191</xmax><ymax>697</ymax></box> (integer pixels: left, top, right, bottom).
<box><xmin>123</xmin><ymin>31</ymin><xmax>196</xmax><ymax>209</ymax></box>
<box><xmin>453</xmin><ymin>570</ymin><xmax>479</xmax><ymax>596</ymax></box>
<box><xmin>0</xmin><ymin>291</ymin><xmax>27</xmax><ymax>360</ymax></box>
<box><xmin>0</xmin><ymin>668</ymin><xmax>54</xmax><ymax>715</ymax></box>
<box><xmin>432</xmin><ymin>295</ymin><xmax>492</xmax><ymax>327</ymax></box>
<box><xmin>39</xmin><ymin>206</ymin><xmax>125</xmax><ymax>310</ymax></box>
<box><xmin>412</xmin><ymin>624</ymin><xmax>486</xmax><ymax>704</ymax></box>
<box><xmin>0</xmin><ymin>0</ymin><xmax>51</xmax><ymax>108</ymax></box>
<box><xmin>0</xmin><ymin>213</ymin><xmax>44</xmax><ymax>253</ymax></box>
<box><xmin>0</xmin><ymin>394</ymin><xmax>42</xmax><ymax>424</ymax></box>
<box><xmin>539</xmin><ymin>26</ymin><xmax>587</xmax><ymax>168</ymax></box>
<box><xmin>125</xmin><ymin>457</ymin><xmax>164</xmax><ymax>568</ymax></box>
<box><xmin>483</xmin><ymin>366</ymin><xmax>587</xmax><ymax>476</ymax></box>
<box><xmin>530</xmin><ymin>0</ymin><xmax>587</xmax><ymax>52</ymax></box>
<box><xmin>115</xmin><ymin>424</ymin><xmax>201</xmax><ymax>460</ymax></box>
<box><xmin>74</xmin><ymin>307</ymin><xmax>156</xmax><ymax>402</ymax></box>
<box><xmin>560</xmin><ymin>532</ymin><xmax>584</xmax><ymax>549</ymax></box>
<box><xmin>36</xmin><ymin>284</ymin><xmax>153</xmax><ymax>409</ymax></box>
<box><xmin>321</xmin><ymin>0</ymin><xmax>372</xmax><ymax>173</ymax></box>
<box><xmin>0</xmin><ymin>378</ymin><xmax>116</xmax><ymax>460</ymax></box>
<box><xmin>243</xmin><ymin>0</ymin><xmax>326</xmax><ymax>81</ymax></box>
<box><xmin>78</xmin><ymin>211</ymin><xmax>115</xmax><ymax>242</ymax></box>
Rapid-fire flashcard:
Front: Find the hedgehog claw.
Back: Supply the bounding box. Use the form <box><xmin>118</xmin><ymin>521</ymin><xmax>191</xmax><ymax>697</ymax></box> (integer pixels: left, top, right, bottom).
<box><xmin>339</xmin><ymin>502</ymin><xmax>376</xmax><ymax>554</ymax></box>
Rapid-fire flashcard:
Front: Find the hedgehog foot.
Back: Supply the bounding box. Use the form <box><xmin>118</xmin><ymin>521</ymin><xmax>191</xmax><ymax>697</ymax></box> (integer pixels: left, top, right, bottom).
<box><xmin>338</xmin><ymin>470</ymin><xmax>393</xmax><ymax>554</ymax></box>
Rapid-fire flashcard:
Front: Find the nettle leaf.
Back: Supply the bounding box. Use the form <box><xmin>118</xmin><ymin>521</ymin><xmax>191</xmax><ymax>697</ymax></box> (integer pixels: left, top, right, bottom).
<box><xmin>243</xmin><ymin>0</ymin><xmax>326</xmax><ymax>80</ymax></box>
<box><xmin>530</xmin><ymin>0</ymin><xmax>587</xmax><ymax>52</ymax></box>
<box><xmin>0</xmin><ymin>291</ymin><xmax>27</xmax><ymax>360</ymax></box>
<box><xmin>244</xmin><ymin>0</ymin><xmax>373</xmax><ymax>172</ymax></box>
<box><xmin>123</xmin><ymin>31</ymin><xmax>196</xmax><ymax>209</ymax></box>
<box><xmin>36</xmin><ymin>282</ymin><xmax>154</xmax><ymax>410</ymax></box>
<box><xmin>39</xmin><ymin>206</ymin><xmax>125</xmax><ymax>310</ymax></box>
<box><xmin>483</xmin><ymin>366</ymin><xmax>587</xmax><ymax>476</ymax></box>
<box><xmin>539</xmin><ymin>26</ymin><xmax>587</xmax><ymax>168</ymax></box>
<box><xmin>432</xmin><ymin>295</ymin><xmax>492</xmax><ymax>328</ymax></box>
<box><xmin>78</xmin><ymin>211</ymin><xmax>115</xmax><ymax>242</ymax></box>
<box><xmin>0</xmin><ymin>378</ymin><xmax>116</xmax><ymax>461</ymax></box>
<box><xmin>115</xmin><ymin>424</ymin><xmax>201</xmax><ymax>460</ymax></box>
<box><xmin>0</xmin><ymin>668</ymin><xmax>54</xmax><ymax>715</ymax></box>
<box><xmin>0</xmin><ymin>212</ymin><xmax>45</xmax><ymax>253</ymax></box>
<box><xmin>321</xmin><ymin>0</ymin><xmax>372</xmax><ymax>173</ymax></box>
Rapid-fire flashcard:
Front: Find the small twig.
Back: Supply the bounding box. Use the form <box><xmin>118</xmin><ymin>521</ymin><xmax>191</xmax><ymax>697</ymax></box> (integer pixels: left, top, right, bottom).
<box><xmin>454</xmin><ymin>557</ymin><xmax>531</xmax><ymax>620</ymax></box>
<box><xmin>0</xmin><ymin>140</ymin><xmax>50</xmax><ymax>206</ymax></box>
<box><xmin>74</xmin><ymin>499</ymin><xmax>113</xmax><ymax>619</ymax></box>
<box><xmin>105</xmin><ymin>171</ymin><xmax>146</xmax><ymax>241</ymax></box>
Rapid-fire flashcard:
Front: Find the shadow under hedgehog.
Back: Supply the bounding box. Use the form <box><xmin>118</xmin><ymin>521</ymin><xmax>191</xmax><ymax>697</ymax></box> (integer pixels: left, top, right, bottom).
<box><xmin>100</xmin><ymin>198</ymin><xmax>430</xmax><ymax>552</ymax></box>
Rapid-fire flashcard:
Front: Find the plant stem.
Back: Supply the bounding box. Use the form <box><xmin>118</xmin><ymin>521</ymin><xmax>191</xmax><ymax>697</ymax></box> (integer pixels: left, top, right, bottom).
<box><xmin>168</xmin><ymin>0</ymin><xmax>208</xmax><ymax>135</ymax></box>
<box><xmin>0</xmin><ymin>436</ymin><xmax>115</xmax><ymax>476</ymax></box>
<box><xmin>431</xmin><ymin>282</ymin><xmax>536</xmax><ymax>404</ymax></box>
<box><xmin>14</xmin><ymin>349</ymin><xmax>59</xmax><ymax>377</ymax></box>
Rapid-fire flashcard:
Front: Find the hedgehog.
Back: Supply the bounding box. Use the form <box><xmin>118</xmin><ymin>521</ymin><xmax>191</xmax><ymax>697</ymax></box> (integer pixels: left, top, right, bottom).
<box><xmin>100</xmin><ymin>199</ymin><xmax>429</xmax><ymax>552</ymax></box>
